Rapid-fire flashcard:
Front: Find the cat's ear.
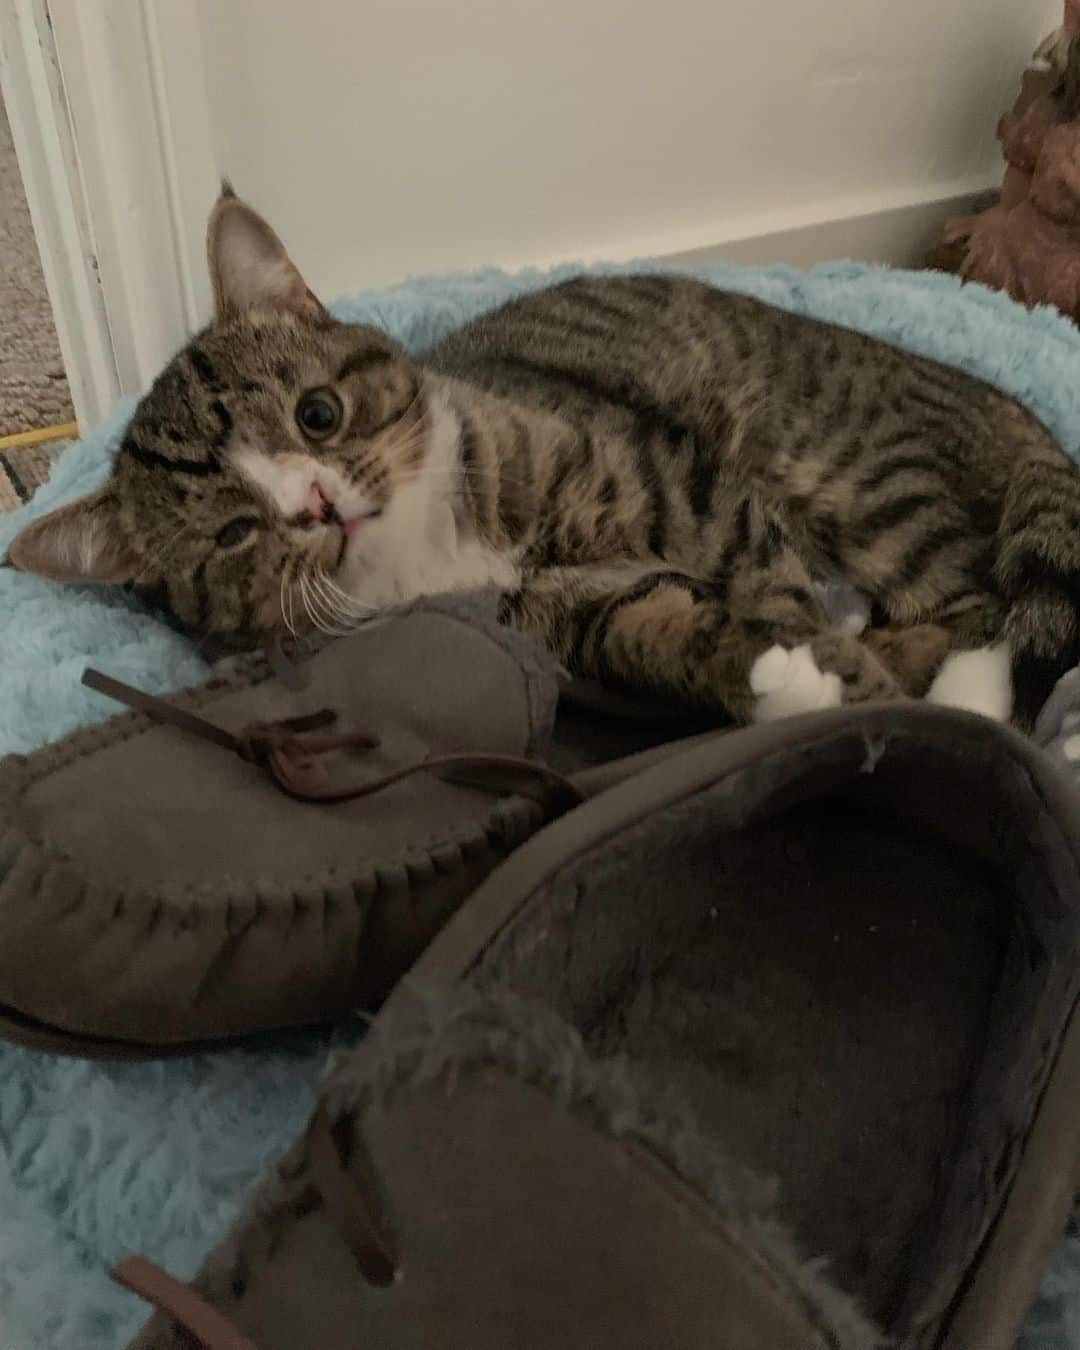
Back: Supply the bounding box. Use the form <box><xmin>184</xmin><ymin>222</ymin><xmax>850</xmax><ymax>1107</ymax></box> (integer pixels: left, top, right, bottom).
<box><xmin>5</xmin><ymin>486</ymin><xmax>138</xmax><ymax>585</ymax></box>
<box><xmin>207</xmin><ymin>185</ymin><xmax>326</xmax><ymax>321</ymax></box>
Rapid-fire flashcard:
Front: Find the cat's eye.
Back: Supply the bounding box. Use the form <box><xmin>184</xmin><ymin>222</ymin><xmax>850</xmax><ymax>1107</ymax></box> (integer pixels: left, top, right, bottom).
<box><xmin>216</xmin><ymin>518</ymin><xmax>258</xmax><ymax>549</ymax></box>
<box><xmin>295</xmin><ymin>388</ymin><xmax>343</xmax><ymax>440</ymax></box>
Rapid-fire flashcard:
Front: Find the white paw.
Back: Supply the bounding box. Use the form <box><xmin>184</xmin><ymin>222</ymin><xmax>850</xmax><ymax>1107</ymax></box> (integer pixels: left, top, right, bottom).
<box><xmin>926</xmin><ymin>644</ymin><xmax>1013</xmax><ymax>722</ymax></box>
<box><xmin>750</xmin><ymin>644</ymin><xmax>843</xmax><ymax>723</ymax></box>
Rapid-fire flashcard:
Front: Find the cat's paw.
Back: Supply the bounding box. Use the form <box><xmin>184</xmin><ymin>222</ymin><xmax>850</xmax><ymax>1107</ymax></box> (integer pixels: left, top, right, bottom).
<box><xmin>810</xmin><ymin>632</ymin><xmax>905</xmax><ymax>705</ymax></box>
<box><xmin>750</xmin><ymin>644</ymin><xmax>843</xmax><ymax>723</ymax></box>
<box><xmin>864</xmin><ymin>623</ymin><xmax>952</xmax><ymax>697</ymax></box>
<box><xmin>926</xmin><ymin>644</ymin><xmax>1012</xmax><ymax>722</ymax></box>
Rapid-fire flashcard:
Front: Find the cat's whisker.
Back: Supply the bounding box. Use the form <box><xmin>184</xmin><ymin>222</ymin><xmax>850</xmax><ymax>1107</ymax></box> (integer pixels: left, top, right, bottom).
<box><xmin>294</xmin><ymin>569</ymin><xmax>310</xmax><ymax>629</ymax></box>
<box><xmin>392</xmin><ymin>385</ymin><xmax>428</xmax><ymax>432</ymax></box>
<box><xmin>302</xmin><ymin>567</ymin><xmax>356</xmax><ymax>637</ymax></box>
<box><xmin>287</xmin><ymin>569</ymin><xmax>300</xmax><ymax>637</ymax></box>
<box><xmin>313</xmin><ymin>572</ymin><xmax>376</xmax><ymax>633</ymax></box>
<box><xmin>397</xmin><ymin>466</ymin><xmax>529</xmax><ymax>490</ymax></box>
<box><xmin>316</xmin><ymin>567</ymin><xmax>377</xmax><ymax>617</ymax></box>
<box><xmin>297</xmin><ymin>570</ymin><xmax>326</xmax><ymax>636</ymax></box>
<box><xmin>280</xmin><ymin>570</ymin><xmax>298</xmax><ymax>638</ymax></box>
<box><xmin>398</xmin><ymin>459</ymin><xmax>520</xmax><ymax>481</ymax></box>
<box><xmin>139</xmin><ymin>522</ymin><xmax>193</xmax><ymax>580</ymax></box>
<box><xmin>350</xmin><ymin>445</ymin><xmax>530</xmax><ymax>503</ymax></box>
<box><xmin>381</xmin><ymin>418</ymin><xmax>427</xmax><ymax>452</ymax></box>
<box><xmin>374</xmin><ymin>408</ymin><xmax>428</xmax><ymax>462</ymax></box>
<box><xmin>305</xmin><ymin>572</ymin><xmax>346</xmax><ymax>638</ymax></box>
<box><xmin>307</xmin><ymin>569</ymin><xmax>351</xmax><ymax>629</ymax></box>
<box><xmin>299</xmin><ymin>569</ymin><xmax>333</xmax><ymax>636</ymax></box>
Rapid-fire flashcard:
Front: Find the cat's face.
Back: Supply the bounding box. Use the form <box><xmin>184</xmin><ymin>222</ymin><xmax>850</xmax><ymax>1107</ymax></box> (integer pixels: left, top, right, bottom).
<box><xmin>7</xmin><ymin>190</ymin><xmax>426</xmax><ymax>637</ymax></box>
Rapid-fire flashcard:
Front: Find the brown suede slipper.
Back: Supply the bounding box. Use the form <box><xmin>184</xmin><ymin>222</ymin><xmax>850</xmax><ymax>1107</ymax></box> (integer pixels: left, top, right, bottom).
<box><xmin>117</xmin><ymin>702</ymin><xmax>1080</xmax><ymax>1349</ymax></box>
<box><xmin>0</xmin><ymin>596</ymin><xmax>715</xmax><ymax>1057</ymax></box>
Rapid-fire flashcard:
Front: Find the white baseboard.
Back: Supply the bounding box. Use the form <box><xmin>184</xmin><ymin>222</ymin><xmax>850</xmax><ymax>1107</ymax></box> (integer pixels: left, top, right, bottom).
<box><xmin>661</xmin><ymin>185</ymin><xmax>994</xmax><ymax>272</ymax></box>
<box><xmin>512</xmin><ymin>178</ymin><xmax>996</xmax><ymax>280</ymax></box>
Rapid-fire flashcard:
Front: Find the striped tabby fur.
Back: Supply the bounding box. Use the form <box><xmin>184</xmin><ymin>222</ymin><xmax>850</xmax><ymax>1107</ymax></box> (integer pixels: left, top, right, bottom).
<box><xmin>11</xmin><ymin>191</ymin><xmax>1080</xmax><ymax>727</ymax></box>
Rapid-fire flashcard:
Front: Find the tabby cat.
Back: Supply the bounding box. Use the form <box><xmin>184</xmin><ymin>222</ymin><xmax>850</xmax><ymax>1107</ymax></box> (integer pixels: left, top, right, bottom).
<box><xmin>10</xmin><ymin>188</ymin><xmax>1080</xmax><ymax>728</ymax></box>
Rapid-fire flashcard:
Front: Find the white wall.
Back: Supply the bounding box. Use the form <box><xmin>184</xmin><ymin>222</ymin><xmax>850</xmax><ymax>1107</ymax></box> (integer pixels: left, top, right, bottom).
<box><xmin>195</xmin><ymin>0</ymin><xmax>1059</xmax><ymax>298</ymax></box>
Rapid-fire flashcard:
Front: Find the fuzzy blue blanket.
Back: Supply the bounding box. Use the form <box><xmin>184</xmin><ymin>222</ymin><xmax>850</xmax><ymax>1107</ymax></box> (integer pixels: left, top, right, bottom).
<box><xmin>2</xmin><ymin>259</ymin><xmax>1080</xmax><ymax>1349</ymax></box>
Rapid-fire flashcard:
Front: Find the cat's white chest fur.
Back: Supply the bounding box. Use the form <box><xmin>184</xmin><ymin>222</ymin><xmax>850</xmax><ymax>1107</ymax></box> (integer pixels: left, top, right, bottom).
<box><xmin>340</xmin><ymin>509</ymin><xmax>518</xmax><ymax>609</ymax></box>
<box><xmin>341</xmin><ymin>395</ymin><xmax>519</xmax><ymax>606</ymax></box>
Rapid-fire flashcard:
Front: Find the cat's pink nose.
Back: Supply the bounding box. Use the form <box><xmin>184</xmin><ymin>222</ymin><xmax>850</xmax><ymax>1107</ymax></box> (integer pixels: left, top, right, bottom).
<box><xmin>303</xmin><ymin>481</ymin><xmax>331</xmax><ymax>522</ymax></box>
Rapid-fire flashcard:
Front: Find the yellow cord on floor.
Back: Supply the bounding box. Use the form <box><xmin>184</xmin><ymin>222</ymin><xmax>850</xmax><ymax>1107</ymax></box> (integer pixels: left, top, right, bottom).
<box><xmin>0</xmin><ymin>420</ymin><xmax>78</xmax><ymax>451</ymax></box>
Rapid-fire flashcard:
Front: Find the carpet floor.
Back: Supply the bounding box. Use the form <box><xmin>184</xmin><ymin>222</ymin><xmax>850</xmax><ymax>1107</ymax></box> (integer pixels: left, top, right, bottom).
<box><xmin>0</xmin><ymin>91</ymin><xmax>73</xmax><ymax>437</ymax></box>
<box><xmin>0</xmin><ymin>443</ymin><xmax>69</xmax><ymax>514</ymax></box>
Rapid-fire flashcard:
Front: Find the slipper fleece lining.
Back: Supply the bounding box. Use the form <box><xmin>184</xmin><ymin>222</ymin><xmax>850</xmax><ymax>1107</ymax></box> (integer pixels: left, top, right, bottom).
<box><xmin>475</xmin><ymin>731</ymin><xmax>1077</xmax><ymax>1342</ymax></box>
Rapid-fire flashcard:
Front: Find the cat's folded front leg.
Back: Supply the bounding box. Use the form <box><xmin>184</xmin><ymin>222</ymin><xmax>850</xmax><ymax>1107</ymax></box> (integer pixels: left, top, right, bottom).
<box><xmin>500</xmin><ymin>556</ymin><xmax>905</xmax><ymax>725</ymax></box>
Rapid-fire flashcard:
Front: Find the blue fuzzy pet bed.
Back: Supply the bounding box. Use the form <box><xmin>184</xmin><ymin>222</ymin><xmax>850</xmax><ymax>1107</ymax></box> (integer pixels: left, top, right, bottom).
<box><xmin>2</xmin><ymin>258</ymin><xmax>1080</xmax><ymax>1349</ymax></box>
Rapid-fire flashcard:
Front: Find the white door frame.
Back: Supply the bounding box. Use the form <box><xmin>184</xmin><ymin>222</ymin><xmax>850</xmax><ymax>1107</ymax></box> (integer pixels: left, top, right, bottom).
<box><xmin>0</xmin><ymin>0</ymin><xmax>117</xmax><ymax>430</ymax></box>
<box><xmin>0</xmin><ymin>0</ymin><xmax>218</xmax><ymax>433</ymax></box>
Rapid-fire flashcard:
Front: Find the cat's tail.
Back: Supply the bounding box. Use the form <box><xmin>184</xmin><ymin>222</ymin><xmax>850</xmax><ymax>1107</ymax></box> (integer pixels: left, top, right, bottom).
<box><xmin>994</xmin><ymin>402</ymin><xmax>1080</xmax><ymax>727</ymax></box>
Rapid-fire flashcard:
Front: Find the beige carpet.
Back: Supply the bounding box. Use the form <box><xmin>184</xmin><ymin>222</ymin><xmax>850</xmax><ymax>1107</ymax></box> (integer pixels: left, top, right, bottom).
<box><xmin>0</xmin><ymin>87</ymin><xmax>74</xmax><ymax>513</ymax></box>
<box><xmin>0</xmin><ymin>89</ymin><xmax>74</xmax><ymax>440</ymax></box>
<box><xmin>0</xmin><ymin>439</ymin><xmax>69</xmax><ymax>513</ymax></box>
